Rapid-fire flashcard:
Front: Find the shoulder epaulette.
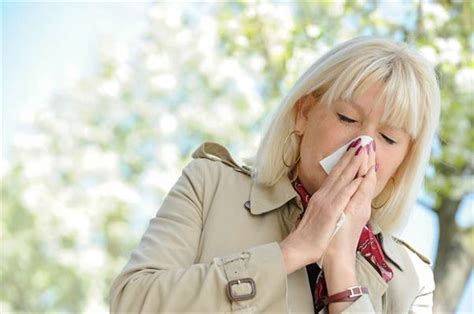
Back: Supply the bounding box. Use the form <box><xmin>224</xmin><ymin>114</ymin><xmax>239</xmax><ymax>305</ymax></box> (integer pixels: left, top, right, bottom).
<box><xmin>393</xmin><ymin>237</ymin><xmax>432</xmax><ymax>265</ymax></box>
<box><xmin>191</xmin><ymin>142</ymin><xmax>252</xmax><ymax>176</ymax></box>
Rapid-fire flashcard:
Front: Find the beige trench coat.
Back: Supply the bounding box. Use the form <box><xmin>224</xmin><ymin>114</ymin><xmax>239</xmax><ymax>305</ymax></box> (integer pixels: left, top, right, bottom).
<box><xmin>110</xmin><ymin>142</ymin><xmax>435</xmax><ymax>313</ymax></box>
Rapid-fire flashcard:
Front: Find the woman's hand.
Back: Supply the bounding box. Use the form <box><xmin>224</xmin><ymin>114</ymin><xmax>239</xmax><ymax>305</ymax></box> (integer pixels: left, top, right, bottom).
<box><xmin>279</xmin><ymin>138</ymin><xmax>369</xmax><ymax>274</ymax></box>
<box><xmin>323</xmin><ymin>140</ymin><xmax>378</xmax><ymax>263</ymax></box>
<box><xmin>321</xmin><ymin>142</ymin><xmax>377</xmax><ymax>314</ymax></box>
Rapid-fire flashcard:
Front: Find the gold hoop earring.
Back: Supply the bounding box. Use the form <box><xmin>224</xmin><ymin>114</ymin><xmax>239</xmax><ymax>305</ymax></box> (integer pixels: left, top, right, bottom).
<box><xmin>372</xmin><ymin>177</ymin><xmax>395</xmax><ymax>210</ymax></box>
<box><xmin>282</xmin><ymin>130</ymin><xmax>301</xmax><ymax>168</ymax></box>
<box><xmin>288</xmin><ymin>159</ymin><xmax>300</xmax><ymax>183</ymax></box>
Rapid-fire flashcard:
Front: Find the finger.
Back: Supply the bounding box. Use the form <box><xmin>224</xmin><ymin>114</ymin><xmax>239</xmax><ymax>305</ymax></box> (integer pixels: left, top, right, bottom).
<box><xmin>323</xmin><ymin>138</ymin><xmax>363</xmax><ymax>189</ymax></box>
<box><xmin>310</xmin><ymin>176</ymin><xmax>364</xmax><ymax>229</ymax></box>
<box><xmin>356</xmin><ymin>143</ymin><xmax>369</xmax><ymax>178</ymax></box>
<box><xmin>353</xmin><ymin>164</ymin><xmax>377</xmax><ymax>203</ymax></box>
<box><xmin>360</xmin><ymin>140</ymin><xmax>376</xmax><ymax>178</ymax></box>
<box><xmin>368</xmin><ymin>140</ymin><xmax>376</xmax><ymax>175</ymax></box>
<box><xmin>347</xmin><ymin>165</ymin><xmax>377</xmax><ymax>221</ymax></box>
<box><xmin>331</xmin><ymin>146</ymin><xmax>366</xmax><ymax>193</ymax></box>
<box><xmin>331</xmin><ymin>176</ymin><xmax>364</xmax><ymax>214</ymax></box>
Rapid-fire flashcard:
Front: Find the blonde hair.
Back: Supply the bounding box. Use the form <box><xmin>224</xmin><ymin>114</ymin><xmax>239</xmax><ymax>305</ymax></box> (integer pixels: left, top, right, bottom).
<box><xmin>251</xmin><ymin>36</ymin><xmax>441</xmax><ymax>233</ymax></box>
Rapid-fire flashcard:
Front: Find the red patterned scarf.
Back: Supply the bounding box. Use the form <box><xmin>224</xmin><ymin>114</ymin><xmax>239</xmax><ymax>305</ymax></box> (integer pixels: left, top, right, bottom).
<box><xmin>291</xmin><ymin>177</ymin><xmax>393</xmax><ymax>312</ymax></box>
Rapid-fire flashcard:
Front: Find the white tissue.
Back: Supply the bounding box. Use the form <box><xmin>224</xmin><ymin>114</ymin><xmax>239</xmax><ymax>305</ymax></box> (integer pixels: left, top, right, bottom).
<box><xmin>319</xmin><ymin>135</ymin><xmax>374</xmax><ymax>175</ymax></box>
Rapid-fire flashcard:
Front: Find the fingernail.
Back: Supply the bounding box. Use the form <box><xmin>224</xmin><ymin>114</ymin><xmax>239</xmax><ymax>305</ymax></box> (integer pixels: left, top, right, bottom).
<box><xmin>375</xmin><ymin>163</ymin><xmax>379</xmax><ymax>172</ymax></box>
<box><xmin>365</xmin><ymin>144</ymin><xmax>370</xmax><ymax>154</ymax></box>
<box><xmin>346</xmin><ymin>138</ymin><xmax>361</xmax><ymax>151</ymax></box>
<box><xmin>355</xmin><ymin>146</ymin><xmax>364</xmax><ymax>156</ymax></box>
<box><xmin>372</xmin><ymin>141</ymin><xmax>376</xmax><ymax>152</ymax></box>
<box><xmin>352</xmin><ymin>138</ymin><xmax>362</xmax><ymax>149</ymax></box>
<box><xmin>354</xmin><ymin>138</ymin><xmax>361</xmax><ymax>147</ymax></box>
<box><xmin>346</xmin><ymin>141</ymin><xmax>354</xmax><ymax>151</ymax></box>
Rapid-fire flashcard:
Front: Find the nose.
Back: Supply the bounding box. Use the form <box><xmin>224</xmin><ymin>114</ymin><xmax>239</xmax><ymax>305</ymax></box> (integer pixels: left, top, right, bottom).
<box><xmin>357</xmin><ymin>127</ymin><xmax>378</xmax><ymax>149</ymax></box>
<box><xmin>354</xmin><ymin>131</ymin><xmax>377</xmax><ymax>148</ymax></box>
<box><xmin>358</xmin><ymin>124</ymin><xmax>377</xmax><ymax>139</ymax></box>
<box><xmin>357</xmin><ymin>124</ymin><xmax>381</xmax><ymax>171</ymax></box>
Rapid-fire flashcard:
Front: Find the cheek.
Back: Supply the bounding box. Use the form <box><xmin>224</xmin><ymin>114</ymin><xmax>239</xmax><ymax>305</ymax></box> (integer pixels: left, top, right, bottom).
<box><xmin>377</xmin><ymin>148</ymin><xmax>404</xmax><ymax>173</ymax></box>
<box><xmin>375</xmin><ymin>150</ymin><xmax>405</xmax><ymax>191</ymax></box>
<box><xmin>299</xmin><ymin>136</ymin><xmax>320</xmax><ymax>168</ymax></box>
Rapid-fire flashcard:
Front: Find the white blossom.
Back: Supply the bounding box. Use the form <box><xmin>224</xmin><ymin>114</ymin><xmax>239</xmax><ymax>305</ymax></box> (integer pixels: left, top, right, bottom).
<box><xmin>150</xmin><ymin>73</ymin><xmax>177</xmax><ymax>90</ymax></box>
<box><xmin>306</xmin><ymin>25</ymin><xmax>321</xmax><ymax>38</ymax></box>
<box><xmin>419</xmin><ymin>45</ymin><xmax>438</xmax><ymax>65</ymax></box>
<box><xmin>423</xmin><ymin>3</ymin><xmax>449</xmax><ymax>31</ymax></box>
<box><xmin>146</xmin><ymin>54</ymin><xmax>168</xmax><ymax>71</ymax></box>
<box><xmin>141</xmin><ymin>167</ymin><xmax>180</xmax><ymax>193</ymax></box>
<box><xmin>248</xmin><ymin>54</ymin><xmax>266</xmax><ymax>73</ymax></box>
<box><xmin>99</xmin><ymin>79</ymin><xmax>121</xmax><ymax>97</ymax></box>
<box><xmin>434</xmin><ymin>37</ymin><xmax>462</xmax><ymax>65</ymax></box>
<box><xmin>455</xmin><ymin>68</ymin><xmax>474</xmax><ymax>93</ymax></box>
<box><xmin>159</xmin><ymin>113</ymin><xmax>178</xmax><ymax>135</ymax></box>
<box><xmin>78</xmin><ymin>247</ymin><xmax>106</xmax><ymax>271</ymax></box>
<box><xmin>329</xmin><ymin>0</ymin><xmax>345</xmax><ymax>17</ymax></box>
<box><xmin>80</xmin><ymin>147</ymin><xmax>119</xmax><ymax>175</ymax></box>
<box><xmin>92</xmin><ymin>180</ymin><xmax>140</xmax><ymax>204</ymax></box>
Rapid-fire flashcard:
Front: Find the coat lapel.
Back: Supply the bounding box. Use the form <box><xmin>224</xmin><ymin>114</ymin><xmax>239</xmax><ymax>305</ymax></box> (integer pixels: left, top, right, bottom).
<box><xmin>355</xmin><ymin>221</ymin><xmax>409</xmax><ymax>312</ymax></box>
<box><xmin>355</xmin><ymin>251</ymin><xmax>388</xmax><ymax>311</ymax></box>
<box><xmin>369</xmin><ymin>221</ymin><xmax>407</xmax><ymax>272</ymax></box>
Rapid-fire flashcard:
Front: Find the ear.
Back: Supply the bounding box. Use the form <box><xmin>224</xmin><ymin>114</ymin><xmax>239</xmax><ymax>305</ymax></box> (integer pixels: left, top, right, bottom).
<box><xmin>294</xmin><ymin>94</ymin><xmax>314</xmax><ymax>135</ymax></box>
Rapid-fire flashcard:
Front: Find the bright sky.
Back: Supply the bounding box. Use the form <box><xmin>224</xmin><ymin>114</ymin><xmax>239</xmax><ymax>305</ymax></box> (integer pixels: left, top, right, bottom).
<box><xmin>2</xmin><ymin>0</ymin><xmax>151</xmax><ymax>159</ymax></box>
<box><xmin>2</xmin><ymin>1</ymin><xmax>472</xmax><ymax>312</ymax></box>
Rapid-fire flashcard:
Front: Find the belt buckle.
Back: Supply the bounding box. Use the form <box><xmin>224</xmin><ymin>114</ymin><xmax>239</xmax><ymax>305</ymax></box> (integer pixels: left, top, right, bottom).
<box><xmin>226</xmin><ymin>277</ymin><xmax>256</xmax><ymax>302</ymax></box>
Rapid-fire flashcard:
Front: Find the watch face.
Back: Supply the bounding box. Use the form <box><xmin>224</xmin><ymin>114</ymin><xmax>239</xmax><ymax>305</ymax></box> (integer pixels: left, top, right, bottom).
<box><xmin>319</xmin><ymin>135</ymin><xmax>373</xmax><ymax>174</ymax></box>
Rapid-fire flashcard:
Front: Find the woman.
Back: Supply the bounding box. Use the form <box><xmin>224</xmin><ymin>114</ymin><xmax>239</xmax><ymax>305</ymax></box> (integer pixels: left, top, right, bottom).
<box><xmin>110</xmin><ymin>36</ymin><xmax>440</xmax><ymax>313</ymax></box>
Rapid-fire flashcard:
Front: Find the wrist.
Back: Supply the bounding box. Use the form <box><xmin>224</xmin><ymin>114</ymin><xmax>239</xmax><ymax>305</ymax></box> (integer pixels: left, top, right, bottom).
<box><xmin>279</xmin><ymin>240</ymin><xmax>303</xmax><ymax>275</ymax></box>
<box><xmin>279</xmin><ymin>236</ymin><xmax>319</xmax><ymax>274</ymax></box>
<box><xmin>323</xmin><ymin>259</ymin><xmax>358</xmax><ymax>295</ymax></box>
<box><xmin>323</xmin><ymin>238</ymin><xmax>358</xmax><ymax>262</ymax></box>
<box><xmin>323</xmin><ymin>250</ymin><xmax>357</xmax><ymax>269</ymax></box>
<box><xmin>324</xmin><ymin>259</ymin><xmax>357</xmax><ymax>277</ymax></box>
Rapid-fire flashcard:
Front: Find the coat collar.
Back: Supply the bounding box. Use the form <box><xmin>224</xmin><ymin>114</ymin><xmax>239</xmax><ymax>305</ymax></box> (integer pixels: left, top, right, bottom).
<box><xmin>190</xmin><ymin>141</ymin><xmax>299</xmax><ymax>214</ymax></box>
<box><xmin>248</xmin><ymin>174</ymin><xmax>300</xmax><ymax>215</ymax></box>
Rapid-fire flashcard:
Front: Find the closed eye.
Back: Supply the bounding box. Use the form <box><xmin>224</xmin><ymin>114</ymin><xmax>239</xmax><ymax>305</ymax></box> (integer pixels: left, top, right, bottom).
<box><xmin>338</xmin><ymin>113</ymin><xmax>397</xmax><ymax>144</ymax></box>
<box><xmin>337</xmin><ymin>113</ymin><xmax>357</xmax><ymax>123</ymax></box>
<box><xmin>381</xmin><ymin>133</ymin><xmax>396</xmax><ymax>145</ymax></box>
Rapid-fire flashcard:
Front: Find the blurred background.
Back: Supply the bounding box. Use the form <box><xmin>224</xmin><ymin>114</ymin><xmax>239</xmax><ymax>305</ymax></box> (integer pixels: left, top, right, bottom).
<box><xmin>1</xmin><ymin>0</ymin><xmax>472</xmax><ymax>313</ymax></box>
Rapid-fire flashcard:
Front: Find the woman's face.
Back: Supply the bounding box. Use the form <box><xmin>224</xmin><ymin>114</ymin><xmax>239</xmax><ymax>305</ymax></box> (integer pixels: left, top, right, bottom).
<box><xmin>294</xmin><ymin>84</ymin><xmax>411</xmax><ymax>198</ymax></box>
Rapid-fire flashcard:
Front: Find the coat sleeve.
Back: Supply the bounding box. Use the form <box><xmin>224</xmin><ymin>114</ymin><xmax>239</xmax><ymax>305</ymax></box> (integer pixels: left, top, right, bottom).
<box><xmin>109</xmin><ymin>159</ymin><xmax>289</xmax><ymax>313</ymax></box>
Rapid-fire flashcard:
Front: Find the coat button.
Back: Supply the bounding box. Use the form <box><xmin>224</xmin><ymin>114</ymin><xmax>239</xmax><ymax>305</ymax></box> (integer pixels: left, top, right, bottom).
<box><xmin>244</xmin><ymin>200</ymin><xmax>251</xmax><ymax>210</ymax></box>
